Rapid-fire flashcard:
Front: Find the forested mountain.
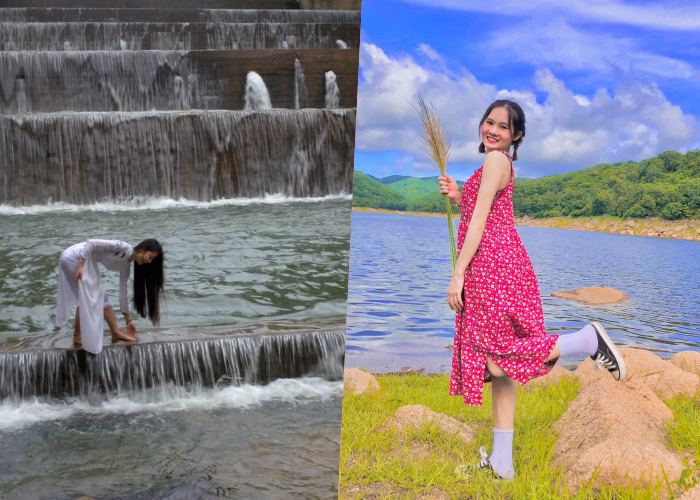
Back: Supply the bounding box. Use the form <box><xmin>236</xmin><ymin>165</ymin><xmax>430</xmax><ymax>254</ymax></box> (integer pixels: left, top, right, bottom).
<box><xmin>353</xmin><ymin>150</ymin><xmax>700</xmax><ymax>219</ymax></box>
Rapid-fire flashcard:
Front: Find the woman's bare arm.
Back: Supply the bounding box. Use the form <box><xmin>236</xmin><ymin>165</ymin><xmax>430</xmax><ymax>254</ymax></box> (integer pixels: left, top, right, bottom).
<box><xmin>447</xmin><ymin>152</ymin><xmax>511</xmax><ymax>311</ymax></box>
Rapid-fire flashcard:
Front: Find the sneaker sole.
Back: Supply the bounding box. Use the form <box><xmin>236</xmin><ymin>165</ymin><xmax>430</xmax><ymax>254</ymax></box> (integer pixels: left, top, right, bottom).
<box><xmin>591</xmin><ymin>321</ymin><xmax>626</xmax><ymax>381</ymax></box>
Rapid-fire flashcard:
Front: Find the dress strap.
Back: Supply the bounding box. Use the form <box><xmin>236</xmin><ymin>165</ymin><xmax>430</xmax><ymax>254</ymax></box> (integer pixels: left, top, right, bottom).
<box><xmin>496</xmin><ymin>149</ymin><xmax>513</xmax><ymax>164</ymax></box>
<box><xmin>493</xmin><ymin>149</ymin><xmax>515</xmax><ymax>181</ymax></box>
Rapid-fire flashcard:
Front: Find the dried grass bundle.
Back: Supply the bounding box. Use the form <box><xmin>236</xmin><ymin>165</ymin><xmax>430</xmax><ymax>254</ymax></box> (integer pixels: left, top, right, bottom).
<box><xmin>417</xmin><ymin>95</ymin><xmax>457</xmax><ymax>269</ymax></box>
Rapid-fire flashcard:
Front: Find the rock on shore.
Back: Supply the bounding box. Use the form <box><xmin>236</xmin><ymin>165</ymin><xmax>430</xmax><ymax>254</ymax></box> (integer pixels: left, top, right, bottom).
<box><xmin>344</xmin><ymin>367</ymin><xmax>380</xmax><ymax>395</ymax></box>
<box><xmin>672</xmin><ymin>351</ymin><xmax>700</xmax><ymax>376</ymax></box>
<box><xmin>551</xmin><ymin>286</ymin><xmax>628</xmax><ymax>304</ymax></box>
<box><xmin>387</xmin><ymin>404</ymin><xmax>475</xmax><ymax>444</ymax></box>
<box><xmin>552</xmin><ymin>349</ymin><xmax>700</xmax><ymax>492</ymax></box>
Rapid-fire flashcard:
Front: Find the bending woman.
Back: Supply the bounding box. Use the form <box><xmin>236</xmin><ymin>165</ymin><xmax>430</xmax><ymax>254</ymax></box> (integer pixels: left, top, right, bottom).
<box><xmin>55</xmin><ymin>239</ymin><xmax>164</xmax><ymax>354</ymax></box>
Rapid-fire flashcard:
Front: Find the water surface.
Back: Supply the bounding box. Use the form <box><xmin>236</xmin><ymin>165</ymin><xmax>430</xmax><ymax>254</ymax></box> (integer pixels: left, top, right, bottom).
<box><xmin>346</xmin><ymin>212</ymin><xmax>700</xmax><ymax>372</ymax></box>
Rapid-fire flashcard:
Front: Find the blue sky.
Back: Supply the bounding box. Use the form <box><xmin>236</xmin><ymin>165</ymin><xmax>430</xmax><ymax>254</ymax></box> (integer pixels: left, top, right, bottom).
<box><xmin>355</xmin><ymin>0</ymin><xmax>700</xmax><ymax>180</ymax></box>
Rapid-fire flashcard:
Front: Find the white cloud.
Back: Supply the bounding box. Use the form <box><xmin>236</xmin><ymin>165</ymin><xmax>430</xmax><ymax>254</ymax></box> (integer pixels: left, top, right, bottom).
<box><xmin>401</xmin><ymin>0</ymin><xmax>700</xmax><ymax>31</ymax></box>
<box><xmin>478</xmin><ymin>18</ymin><xmax>696</xmax><ymax>81</ymax></box>
<box><xmin>357</xmin><ymin>43</ymin><xmax>698</xmax><ymax>177</ymax></box>
<box><xmin>416</xmin><ymin>43</ymin><xmax>442</xmax><ymax>62</ymax></box>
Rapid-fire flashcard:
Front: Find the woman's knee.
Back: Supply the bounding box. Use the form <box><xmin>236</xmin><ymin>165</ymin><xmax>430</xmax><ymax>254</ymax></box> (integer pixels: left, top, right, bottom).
<box><xmin>486</xmin><ymin>357</ymin><xmax>507</xmax><ymax>378</ymax></box>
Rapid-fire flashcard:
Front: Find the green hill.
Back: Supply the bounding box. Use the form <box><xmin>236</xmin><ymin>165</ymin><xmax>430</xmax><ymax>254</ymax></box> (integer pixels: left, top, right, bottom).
<box><xmin>352</xmin><ymin>171</ymin><xmax>406</xmax><ymax>210</ymax></box>
<box><xmin>513</xmin><ymin>150</ymin><xmax>700</xmax><ymax>219</ymax></box>
<box><xmin>385</xmin><ymin>176</ymin><xmax>441</xmax><ymax>200</ymax></box>
<box><xmin>378</xmin><ymin>175</ymin><xmax>411</xmax><ymax>184</ymax></box>
<box><xmin>353</xmin><ymin>150</ymin><xmax>700</xmax><ymax>219</ymax></box>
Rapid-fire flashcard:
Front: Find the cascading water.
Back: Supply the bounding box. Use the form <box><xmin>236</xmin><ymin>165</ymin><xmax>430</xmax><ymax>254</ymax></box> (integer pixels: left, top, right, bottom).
<box><xmin>0</xmin><ymin>22</ymin><xmax>359</xmax><ymax>51</ymax></box>
<box><xmin>0</xmin><ymin>330</ymin><xmax>344</xmax><ymax>402</ymax></box>
<box><xmin>325</xmin><ymin>69</ymin><xmax>340</xmax><ymax>108</ymax></box>
<box><xmin>0</xmin><ymin>109</ymin><xmax>355</xmax><ymax>204</ymax></box>
<box><xmin>0</xmin><ymin>8</ymin><xmax>360</xmax><ymax>24</ymax></box>
<box><xmin>294</xmin><ymin>57</ymin><xmax>308</xmax><ymax>109</ymax></box>
<box><xmin>243</xmin><ymin>71</ymin><xmax>272</xmax><ymax>110</ymax></box>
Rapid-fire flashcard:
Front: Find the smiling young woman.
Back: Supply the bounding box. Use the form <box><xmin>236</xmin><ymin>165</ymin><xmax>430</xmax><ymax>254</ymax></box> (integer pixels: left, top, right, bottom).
<box><xmin>438</xmin><ymin>99</ymin><xmax>625</xmax><ymax>480</ymax></box>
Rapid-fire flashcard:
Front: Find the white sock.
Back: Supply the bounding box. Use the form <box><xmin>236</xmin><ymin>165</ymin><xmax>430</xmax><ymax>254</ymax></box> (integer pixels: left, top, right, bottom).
<box><xmin>556</xmin><ymin>324</ymin><xmax>597</xmax><ymax>357</ymax></box>
<box><xmin>489</xmin><ymin>428</ymin><xmax>514</xmax><ymax>479</ymax></box>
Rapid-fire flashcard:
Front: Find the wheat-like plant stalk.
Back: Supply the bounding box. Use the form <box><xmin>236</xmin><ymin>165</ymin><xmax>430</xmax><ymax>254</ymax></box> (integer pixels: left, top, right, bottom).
<box><xmin>417</xmin><ymin>95</ymin><xmax>457</xmax><ymax>269</ymax></box>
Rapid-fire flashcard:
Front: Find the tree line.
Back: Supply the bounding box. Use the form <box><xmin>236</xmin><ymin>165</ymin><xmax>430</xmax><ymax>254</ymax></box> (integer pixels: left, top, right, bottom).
<box><xmin>354</xmin><ymin>150</ymin><xmax>700</xmax><ymax>220</ymax></box>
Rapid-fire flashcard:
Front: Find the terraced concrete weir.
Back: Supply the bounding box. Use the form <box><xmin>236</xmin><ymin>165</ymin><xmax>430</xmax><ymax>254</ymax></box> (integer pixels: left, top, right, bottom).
<box><xmin>0</xmin><ymin>329</ymin><xmax>345</xmax><ymax>401</ymax></box>
<box><xmin>0</xmin><ymin>2</ymin><xmax>359</xmax><ymax>205</ymax></box>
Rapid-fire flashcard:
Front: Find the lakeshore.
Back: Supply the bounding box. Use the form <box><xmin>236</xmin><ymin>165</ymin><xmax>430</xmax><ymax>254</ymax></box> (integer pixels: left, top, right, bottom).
<box><xmin>352</xmin><ymin>207</ymin><xmax>700</xmax><ymax>242</ymax></box>
<box><xmin>340</xmin><ymin>350</ymin><xmax>700</xmax><ymax>499</ymax></box>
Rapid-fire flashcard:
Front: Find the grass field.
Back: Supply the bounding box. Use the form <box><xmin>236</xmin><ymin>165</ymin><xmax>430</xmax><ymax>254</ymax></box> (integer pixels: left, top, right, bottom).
<box><xmin>339</xmin><ymin>372</ymin><xmax>700</xmax><ymax>499</ymax></box>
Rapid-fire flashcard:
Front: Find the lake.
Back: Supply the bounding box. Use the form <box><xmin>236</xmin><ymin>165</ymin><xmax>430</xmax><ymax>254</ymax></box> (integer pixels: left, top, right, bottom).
<box><xmin>345</xmin><ymin>211</ymin><xmax>700</xmax><ymax>373</ymax></box>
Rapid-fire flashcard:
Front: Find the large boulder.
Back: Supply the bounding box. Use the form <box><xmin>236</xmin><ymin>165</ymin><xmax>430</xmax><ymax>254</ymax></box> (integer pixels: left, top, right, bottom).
<box><xmin>671</xmin><ymin>351</ymin><xmax>700</xmax><ymax>376</ymax></box>
<box><xmin>387</xmin><ymin>405</ymin><xmax>474</xmax><ymax>445</ymax></box>
<box><xmin>622</xmin><ymin>348</ymin><xmax>698</xmax><ymax>399</ymax></box>
<box><xmin>344</xmin><ymin>368</ymin><xmax>380</xmax><ymax>395</ymax></box>
<box><xmin>575</xmin><ymin>348</ymin><xmax>699</xmax><ymax>399</ymax></box>
<box><xmin>551</xmin><ymin>286</ymin><xmax>628</xmax><ymax>304</ymax></box>
<box><xmin>552</xmin><ymin>363</ymin><xmax>684</xmax><ymax>491</ymax></box>
<box><xmin>679</xmin><ymin>483</ymin><xmax>700</xmax><ymax>499</ymax></box>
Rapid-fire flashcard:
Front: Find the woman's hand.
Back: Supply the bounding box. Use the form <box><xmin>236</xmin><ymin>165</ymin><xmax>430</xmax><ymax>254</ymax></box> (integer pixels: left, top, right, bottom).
<box><xmin>127</xmin><ymin>321</ymin><xmax>137</xmax><ymax>338</ymax></box>
<box><xmin>438</xmin><ymin>175</ymin><xmax>459</xmax><ymax>203</ymax></box>
<box><xmin>447</xmin><ymin>272</ymin><xmax>465</xmax><ymax>312</ymax></box>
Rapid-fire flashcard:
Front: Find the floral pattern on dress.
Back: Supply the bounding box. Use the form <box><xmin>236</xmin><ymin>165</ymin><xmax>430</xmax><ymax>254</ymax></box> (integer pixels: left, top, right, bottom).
<box><xmin>449</xmin><ymin>150</ymin><xmax>559</xmax><ymax>406</ymax></box>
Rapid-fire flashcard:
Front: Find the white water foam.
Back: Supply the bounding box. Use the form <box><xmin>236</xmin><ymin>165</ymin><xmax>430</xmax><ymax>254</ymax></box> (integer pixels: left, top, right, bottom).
<box><xmin>0</xmin><ymin>193</ymin><xmax>352</xmax><ymax>215</ymax></box>
<box><xmin>0</xmin><ymin>377</ymin><xmax>342</xmax><ymax>432</ymax></box>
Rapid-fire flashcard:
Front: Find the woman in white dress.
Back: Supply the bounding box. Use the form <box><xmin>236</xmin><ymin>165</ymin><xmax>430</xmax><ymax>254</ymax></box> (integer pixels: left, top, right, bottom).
<box><xmin>55</xmin><ymin>239</ymin><xmax>164</xmax><ymax>354</ymax></box>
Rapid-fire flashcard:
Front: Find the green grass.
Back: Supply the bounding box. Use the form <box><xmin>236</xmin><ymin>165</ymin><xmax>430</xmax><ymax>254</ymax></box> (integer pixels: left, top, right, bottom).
<box><xmin>339</xmin><ymin>373</ymin><xmax>699</xmax><ymax>499</ymax></box>
<box><xmin>667</xmin><ymin>395</ymin><xmax>700</xmax><ymax>492</ymax></box>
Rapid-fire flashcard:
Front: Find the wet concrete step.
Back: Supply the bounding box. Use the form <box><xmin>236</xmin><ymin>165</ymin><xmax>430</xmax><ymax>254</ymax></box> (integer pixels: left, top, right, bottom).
<box><xmin>0</xmin><ymin>329</ymin><xmax>345</xmax><ymax>400</ymax></box>
<box><xmin>0</xmin><ymin>109</ymin><xmax>356</xmax><ymax>205</ymax></box>
<box><xmin>0</xmin><ymin>48</ymin><xmax>359</xmax><ymax>112</ymax></box>
<box><xmin>0</xmin><ymin>21</ymin><xmax>359</xmax><ymax>51</ymax></box>
<box><xmin>0</xmin><ymin>8</ymin><xmax>360</xmax><ymax>23</ymax></box>
<box><xmin>0</xmin><ymin>0</ymin><xmax>360</xmax><ymax>9</ymax></box>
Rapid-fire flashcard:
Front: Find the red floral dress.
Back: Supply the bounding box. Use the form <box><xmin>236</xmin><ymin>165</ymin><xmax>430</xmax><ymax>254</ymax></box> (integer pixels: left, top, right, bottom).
<box><xmin>449</xmin><ymin>150</ymin><xmax>559</xmax><ymax>406</ymax></box>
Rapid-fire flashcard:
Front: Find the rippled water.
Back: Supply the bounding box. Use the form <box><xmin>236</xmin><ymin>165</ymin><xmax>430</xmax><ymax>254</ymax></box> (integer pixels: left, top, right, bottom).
<box><xmin>0</xmin><ymin>197</ymin><xmax>351</xmax><ymax>338</ymax></box>
<box><xmin>346</xmin><ymin>212</ymin><xmax>700</xmax><ymax>372</ymax></box>
<box><xmin>0</xmin><ymin>378</ymin><xmax>342</xmax><ymax>499</ymax></box>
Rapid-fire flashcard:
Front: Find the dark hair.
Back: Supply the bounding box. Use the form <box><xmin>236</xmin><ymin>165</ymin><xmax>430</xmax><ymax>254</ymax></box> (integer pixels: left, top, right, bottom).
<box><xmin>478</xmin><ymin>99</ymin><xmax>526</xmax><ymax>160</ymax></box>
<box><xmin>133</xmin><ymin>239</ymin><xmax>164</xmax><ymax>324</ymax></box>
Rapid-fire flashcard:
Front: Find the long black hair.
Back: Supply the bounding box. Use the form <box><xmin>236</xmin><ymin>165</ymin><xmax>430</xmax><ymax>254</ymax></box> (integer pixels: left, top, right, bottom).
<box><xmin>478</xmin><ymin>99</ymin><xmax>526</xmax><ymax>160</ymax></box>
<box><xmin>133</xmin><ymin>239</ymin><xmax>164</xmax><ymax>324</ymax></box>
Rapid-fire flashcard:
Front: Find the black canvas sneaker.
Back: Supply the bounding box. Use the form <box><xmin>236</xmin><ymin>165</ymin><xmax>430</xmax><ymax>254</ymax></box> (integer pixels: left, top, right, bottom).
<box><xmin>590</xmin><ymin>321</ymin><xmax>626</xmax><ymax>381</ymax></box>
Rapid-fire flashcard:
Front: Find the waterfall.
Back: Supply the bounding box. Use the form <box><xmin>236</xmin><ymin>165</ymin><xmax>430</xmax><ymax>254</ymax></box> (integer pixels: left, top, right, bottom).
<box><xmin>325</xmin><ymin>70</ymin><xmax>340</xmax><ymax>108</ymax></box>
<box><xmin>173</xmin><ymin>75</ymin><xmax>189</xmax><ymax>110</ymax></box>
<box><xmin>294</xmin><ymin>57</ymin><xmax>308</xmax><ymax>109</ymax></box>
<box><xmin>14</xmin><ymin>78</ymin><xmax>27</xmax><ymax>114</ymax></box>
<box><xmin>0</xmin><ymin>50</ymin><xmax>194</xmax><ymax>113</ymax></box>
<box><xmin>0</xmin><ymin>330</ymin><xmax>345</xmax><ymax>402</ymax></box>
<box><xmin>0</xmin><ymin>109</ymin><xmax>356</xmax><ymax>204</ymax></box>
<box><xmin>243</xmin><ymin>71</ymin><xmax>272</xmax><ymax>110</ymax></box>
<box><xmin>0</xmin><ymin>22</ymin><xmax>358</xmax><ymax>51</ymax></box>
